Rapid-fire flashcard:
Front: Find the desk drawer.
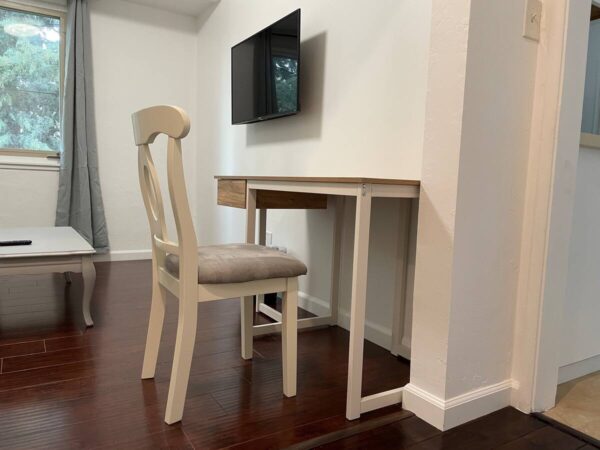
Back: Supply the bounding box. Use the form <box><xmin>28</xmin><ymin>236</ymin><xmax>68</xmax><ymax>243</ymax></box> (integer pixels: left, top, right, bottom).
<box><xmin>217</xmin><ymin>179</ymin><xmax>328</xmax><ymax>210</ymax></box>
<box><xmin>217</xmin><ymin>179</ymin><xmax>247</xmax><ymax>208</ymax></box>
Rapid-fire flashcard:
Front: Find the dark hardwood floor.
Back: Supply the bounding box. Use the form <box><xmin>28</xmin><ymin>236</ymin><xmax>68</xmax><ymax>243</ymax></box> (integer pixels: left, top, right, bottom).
<box><xmin>314</xmin><ymin>407</ymin><xmax>597</xmax><ymax>450</ymax></box>
<box><xmin>0</xmin><ymin>260</ymin><xmax>409</xmax><ymax>449</ymax></box>
<box><xmin>0</xmin><ymin>260</ymin><xmax>595</xmax><ymax>449</ymax></box>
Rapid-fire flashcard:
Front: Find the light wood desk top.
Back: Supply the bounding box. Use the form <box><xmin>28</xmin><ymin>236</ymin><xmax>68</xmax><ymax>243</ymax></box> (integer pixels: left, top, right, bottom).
<box><xmin>215</xmin><ymin>175</ymin><xmax>421</xmax><ymax>186</ymax></box>
<box><xmin>215</xmin><ymin>176</ymin><xmax>420</xmax><ymax>209</ymax></box>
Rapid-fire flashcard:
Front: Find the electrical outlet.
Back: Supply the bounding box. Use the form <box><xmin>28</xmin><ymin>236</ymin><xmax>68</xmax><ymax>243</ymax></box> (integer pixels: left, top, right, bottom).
<box><xmin>523</xmin><ymin>0</ymin><xmax>541</xmax><ymax>41</ymax></box>
<box><xmin>266</xmin><ymin>231</ymin><xmax>273</xmax><ymax>246</ymax></box>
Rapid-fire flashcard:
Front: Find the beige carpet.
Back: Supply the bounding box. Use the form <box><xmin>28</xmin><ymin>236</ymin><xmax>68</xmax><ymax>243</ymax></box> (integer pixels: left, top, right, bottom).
<box><xmin>544</xmin><ymin>371</ymin><xmax>600</xmax><ymax>441</ymax></box>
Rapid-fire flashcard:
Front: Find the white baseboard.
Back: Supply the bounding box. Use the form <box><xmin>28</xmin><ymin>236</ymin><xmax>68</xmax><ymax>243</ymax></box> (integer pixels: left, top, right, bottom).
<box><xmin>558</xmin><ymin>354</ymin><xmax>600</xmax><ymax>383</ymax></box>
<box><xmin>402</xmin><ymin>379</ymin><xmax>514</xmax><ymax>431</ymax></box>
<box><xmin>93</xmin><ymin>249</ymin><xmax>152</xmax><ymax>262</ymax></box>
<box><xmin>298</xmin><ymin>291</ymin><xmax>393</xmax><ymax>351</ymax></box>
<box><xmin>298</xmin><ymin>291</ymin><xmax>330</xmax><ymax>317</ymax></box>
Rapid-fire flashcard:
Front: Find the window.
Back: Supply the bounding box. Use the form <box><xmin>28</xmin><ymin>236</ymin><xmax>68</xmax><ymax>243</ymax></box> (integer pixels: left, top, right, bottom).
<box><xmin>0</xmin><ymin>1</ymin><xmax>64</xmax><ymax>156</ymax></box>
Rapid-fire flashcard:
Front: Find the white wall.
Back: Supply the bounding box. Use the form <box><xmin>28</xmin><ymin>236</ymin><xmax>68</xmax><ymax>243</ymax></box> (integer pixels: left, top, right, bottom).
<box><xmin>90</xmin><ymin>0</ymin><xmax>198</xmax><ymax>258</ymax></box>
<box><xmin>404</xmin><ymin>0</ymin><xmax>539</xmax><ymax>430</ymax></box>
<box><xmin>0</xmin><ymin>167</ymin><xmax>58</xmax><ymax>227</ymax></box>
<box><xmin>1</xmin><ymin>0</ymin><xmax>199</xmax><ymax>259</ymax></box>
<box><xmin>195</xmin><ymin>0</ymin><xmax>431</xmax><ymax>347</ymax></box>
<box><xmin>560</xmin><ymin>145</ymin><xmax>600</xmax><ymax>380</ymax></box>
<box><xmin>446</xmin><ymin>0</ymin><xmax>537</xmax><ymax>399</ymax></box>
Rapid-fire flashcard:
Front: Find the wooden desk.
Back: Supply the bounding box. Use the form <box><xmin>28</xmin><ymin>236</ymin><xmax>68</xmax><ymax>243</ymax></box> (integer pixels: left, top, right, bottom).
<box><xmin>0</xmin><ymin>227</ymin><xmax>96</xmax><ymax>326</ymax></box>
<box><xmin>215</xmin><ymin>176</ymin><xmax>420</xmax><ymax>419</ymax></box>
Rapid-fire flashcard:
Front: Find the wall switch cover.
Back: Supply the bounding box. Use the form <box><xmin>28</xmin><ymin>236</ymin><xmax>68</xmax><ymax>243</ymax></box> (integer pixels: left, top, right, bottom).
<box><xmin>523</xmin><ymin>0</ymin><xmax>542</xmax><ymax>41</ymax></box>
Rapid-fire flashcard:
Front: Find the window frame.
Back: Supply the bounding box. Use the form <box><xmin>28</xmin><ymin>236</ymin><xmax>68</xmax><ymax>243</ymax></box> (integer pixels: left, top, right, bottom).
<box><xmin>0</xmin><ymin>0</ymin><xmax>66</xmax><ymax>158</ymax></box>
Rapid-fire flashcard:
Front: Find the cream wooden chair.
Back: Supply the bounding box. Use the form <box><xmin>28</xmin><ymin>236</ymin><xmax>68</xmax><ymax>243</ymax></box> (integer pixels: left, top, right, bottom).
<box><xmin>132</xmin><ymin>105</ymin><xmax>306</xmax><ymax>424</ymax></box>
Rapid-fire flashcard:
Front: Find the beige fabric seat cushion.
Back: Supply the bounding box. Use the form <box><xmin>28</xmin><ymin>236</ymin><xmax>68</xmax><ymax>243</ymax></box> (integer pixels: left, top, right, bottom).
<box><xmin>165</xmin><ymin>244</ymin><xmax>307</xmax><ymax>284</ymax></box>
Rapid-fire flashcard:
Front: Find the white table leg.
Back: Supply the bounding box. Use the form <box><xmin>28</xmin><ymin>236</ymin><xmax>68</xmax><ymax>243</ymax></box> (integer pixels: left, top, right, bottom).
<box><xmin>329</xmin><ymin>196</ymin><xmax>344</xmax><ymax>325</ymax></box>
<box><xmin>256</xmin><ymin>208</ymin><xmax>268</xmax><ymax>312</ymax></box>
<box><xmin>346</xmin><ymin>184</ymin><xmax>372</xmax><ymax>420</ymax></box>
<box><xmin>81</xmin><ymin>255</ymin><xmax>96</xmax><ymax>327</ymax></box>
<box><xmin>242</xmin><ymin>187</ymin><xmax>257</xmax><ymax>359</ymax></box>
<box><xmin>400</xmin><ymin>199</ymin><xmax>418</xmax><ymax>358</ymax></box>
<box><xmin>391</xmin><ymin>199</ymin><xmax>414</xmax><ymax>359</ymax></box>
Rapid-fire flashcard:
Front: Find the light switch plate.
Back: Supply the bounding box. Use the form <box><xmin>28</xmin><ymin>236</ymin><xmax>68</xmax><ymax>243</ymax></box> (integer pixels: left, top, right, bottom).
<box><xmin>523</xmin><ymin>0</ymin><xmax>542</xmax><ymax>41</ymax></box>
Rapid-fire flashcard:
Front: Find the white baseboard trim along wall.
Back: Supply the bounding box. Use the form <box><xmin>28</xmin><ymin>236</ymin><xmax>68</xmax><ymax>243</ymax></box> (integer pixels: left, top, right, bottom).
<box><xmin>298</xmin><ymin>291</ymin><xmax>393</xmax><ymax>351</ymax></box>
<box><xmin>94</xmin><ymin>249</ymin><xmax>152</xmax><ymax>262</ymax></box>
<box><xmin>558</xmin><ymin>354</ymin><xmax>600</xmax><ymax>384</ymax></box>
<box><xmin>402</xmin><ymin>379</ymin><xmax>515</xmax><ymax>431</ymax></box>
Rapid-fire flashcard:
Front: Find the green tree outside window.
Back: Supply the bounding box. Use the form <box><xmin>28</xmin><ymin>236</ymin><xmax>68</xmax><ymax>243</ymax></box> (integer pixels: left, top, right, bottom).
<box><xmin>0</xmin><ymin>6</ymin><xmax>61</xmax><ymax>152</ymax></box>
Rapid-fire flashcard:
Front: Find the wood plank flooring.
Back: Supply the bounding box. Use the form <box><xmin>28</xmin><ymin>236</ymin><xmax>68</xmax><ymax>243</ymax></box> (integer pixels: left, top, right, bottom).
<box><xmin>317</xmin><ymin>407</ymin><xmax>596</xmax><ymax>450</ymax></box>
<box><xmin>0</xmin><ymin>260</ymin><xmax>409</xmax><ymax>449</ymax></box>
<box><xmin>0</xmin><ymin>260</ymin><xmax>596</xmax><ymax>449</ymax></box>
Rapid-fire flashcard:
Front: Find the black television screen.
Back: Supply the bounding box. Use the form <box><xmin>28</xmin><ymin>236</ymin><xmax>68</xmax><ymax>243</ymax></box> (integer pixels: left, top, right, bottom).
<box><xmin>231</xmin><ymin>10</ymin><xmax>300</xmax><ymax>125</ymax></box>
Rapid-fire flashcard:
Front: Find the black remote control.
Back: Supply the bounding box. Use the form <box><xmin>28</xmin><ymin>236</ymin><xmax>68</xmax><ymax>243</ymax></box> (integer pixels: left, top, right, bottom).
<box><xmin>0</xmin><ymin>240</ymin><xmax>32</xmax><ymax>246</ymax></box>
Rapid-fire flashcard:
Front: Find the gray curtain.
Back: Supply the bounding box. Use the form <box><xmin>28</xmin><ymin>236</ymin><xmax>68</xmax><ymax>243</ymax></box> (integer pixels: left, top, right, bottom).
<box><xmin>55</xmin><ymin>0</ymin><xmax>109</xmax><ymax>252</ymax></box>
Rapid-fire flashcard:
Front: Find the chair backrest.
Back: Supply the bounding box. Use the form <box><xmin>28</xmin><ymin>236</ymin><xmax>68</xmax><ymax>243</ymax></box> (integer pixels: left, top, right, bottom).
<box><xmin>131</xmin><ymin>105</ymin><xmax>198</xmax><ymax>283</ymax></box>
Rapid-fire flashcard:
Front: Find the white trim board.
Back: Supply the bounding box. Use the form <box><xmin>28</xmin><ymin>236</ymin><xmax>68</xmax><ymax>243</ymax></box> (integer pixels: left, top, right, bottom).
<box><xmin>402</xmin><ymin>380</ymin><xmax>515</xmax><ymax>431</ymax></box>
<box><xmin>298</xmin><ymin>291</ymin><xmax>393</xmax><ymax>351</ymax></box>
<box><xmin>558</xmin><ymin>354</ymin><xmax>600</xmax><ymax>384</ymax></box>
<box><xmin>0</xmin><ymin>155</ymin><xmax>59</xmax><ymax>172</ymax></box>
<box><xmin>580</xmin><ymin>132</ymin><xmax>600</xmax><ymax>149</ymax></box>
<box><xmin>510</xmin><ymin>0</ymin><xmax>591</xmax><ymax>414</ymax></box>
<box><xmin>93</xmin><ymin>249</ymin><xmax>152</xmax><ymax>262</ymax></box>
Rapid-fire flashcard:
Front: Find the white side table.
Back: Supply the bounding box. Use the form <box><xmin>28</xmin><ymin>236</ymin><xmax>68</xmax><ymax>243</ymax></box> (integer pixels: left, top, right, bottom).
<box><xmin>0</xmin><ymin>227</ymin><xmax>96</xmax><ymax>326</ymax></box>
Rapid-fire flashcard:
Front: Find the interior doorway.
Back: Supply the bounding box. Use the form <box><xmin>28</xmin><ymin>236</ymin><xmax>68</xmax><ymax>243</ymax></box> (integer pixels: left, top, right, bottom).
<box><xmin>539</xmin><ymin>2</ymin><xmax>600</xmax><ymax>444</ymax></box>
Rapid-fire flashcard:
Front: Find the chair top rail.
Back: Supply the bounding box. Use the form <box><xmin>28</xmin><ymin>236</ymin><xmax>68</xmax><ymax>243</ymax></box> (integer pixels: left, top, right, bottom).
<box><xmin>132</xmin><ymin>105</ymin><xmax>190</xmax><ymax>145</ymax></box>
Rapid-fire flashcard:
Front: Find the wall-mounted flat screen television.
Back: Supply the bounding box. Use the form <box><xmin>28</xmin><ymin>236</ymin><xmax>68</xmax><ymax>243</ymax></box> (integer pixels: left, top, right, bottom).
<box><xmin>231</xmin><ymin>9</ymin><xmax>300</xmax><ymax>125</ymax></box>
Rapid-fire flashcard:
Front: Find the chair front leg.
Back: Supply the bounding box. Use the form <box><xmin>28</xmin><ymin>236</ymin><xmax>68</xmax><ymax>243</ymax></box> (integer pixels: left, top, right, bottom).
<box><xmin>241</xmin><ymin>295</ymin><xmax>254</xmax><ymax>360</ymax></box>
<box><xmin>164</xmin><ymin>294</ymin><xmax>198</xmax><ymax>424</ymax></box>
<box><xmin>282</xmin><ymin>277</ymin><xmax>298</xmax><ymax>397</ymax></box>
<box><xmin>141</xmin><ymin>278</ymin><xmax>167</xmax><ymax>379</ymax></box>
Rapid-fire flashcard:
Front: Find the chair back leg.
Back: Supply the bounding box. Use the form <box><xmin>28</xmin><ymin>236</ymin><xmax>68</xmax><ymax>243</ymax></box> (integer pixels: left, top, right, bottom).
<box><xmin>164</xmin><ymin>295</ymin><xmax>198</xmax><ymax>424</ymax></box>
<box><xmin>141</xmin><ymin>270</ymin><xmax>167</xmax><ymax>379</ymax></box>
<box><xmin>282</xmin><ymin>277</ymin><xmax>298</xmax><ymax>397</ymax></box>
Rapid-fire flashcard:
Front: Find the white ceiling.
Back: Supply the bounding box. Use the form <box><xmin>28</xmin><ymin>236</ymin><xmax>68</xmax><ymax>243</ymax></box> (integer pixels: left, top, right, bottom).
<box><xmin>125</xmin><ymin>0</ymin><xmax>219</xmax><ymax>17</ymax></box>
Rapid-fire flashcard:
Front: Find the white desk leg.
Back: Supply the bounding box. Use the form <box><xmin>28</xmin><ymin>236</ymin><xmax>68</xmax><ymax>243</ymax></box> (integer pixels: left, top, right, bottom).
<box><xmin>81</xmin><ymin>255</ymin><xmax>96</xmax><ymax>327</ymax></box>
<box><xmin>256</xmin><ymin>208</ymin><xmax>268</xmax><ymax>312</ymax></box>
<box><xmin>242</xmin><ymin>188</ymin><xmax>257</xmax><ymax>360</ymax></box>
<box><xmin>402</xmin><ymin>199</ymin><xmax>419</xmax><ymax>355</ymax></box>
<box><xmin>329</xmin><ymin>196</ymin><xmax>344</xmax><ymax>325</ymax></box>
<box><xmin>391</xmin><ymin>199</ymin><xmax>413</xmax><ymax>358</ymax></box>
<box><xmin>346</xmin><ymin>184</ymin><xmax>372</xmax><ymax>420</ymax></box>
